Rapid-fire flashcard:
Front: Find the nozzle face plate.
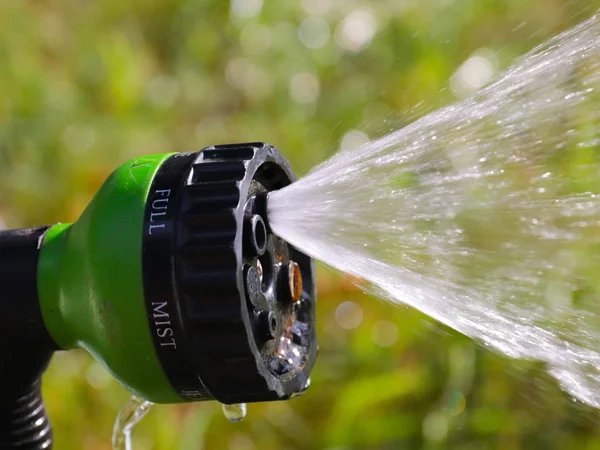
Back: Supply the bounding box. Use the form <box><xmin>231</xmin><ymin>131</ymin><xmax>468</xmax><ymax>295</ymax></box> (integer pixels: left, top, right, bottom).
<box><xmin>142</xmin><ymin>143</ymin><xmax>317</xmax><ymax>404</ymax></box>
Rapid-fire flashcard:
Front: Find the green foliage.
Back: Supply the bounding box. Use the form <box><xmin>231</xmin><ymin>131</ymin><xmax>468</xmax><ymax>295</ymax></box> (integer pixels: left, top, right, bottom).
<box><xmin>1</xmin><ymin>0</ymin><xmax>599</xmax><ymax>448</ymax></box>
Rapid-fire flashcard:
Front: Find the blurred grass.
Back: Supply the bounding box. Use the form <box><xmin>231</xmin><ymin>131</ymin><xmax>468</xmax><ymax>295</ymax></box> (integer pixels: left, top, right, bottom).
<box><xmin>1</xmin><ymin>0</ymin><xmax>600</xmax><ymax>449</ymax></box>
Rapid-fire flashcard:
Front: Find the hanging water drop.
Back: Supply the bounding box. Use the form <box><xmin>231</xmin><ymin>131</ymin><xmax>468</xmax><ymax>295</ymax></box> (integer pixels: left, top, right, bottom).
<box><xmin>304</xmin><ymin>377</ymin><xmax>311</xmax><ymax>389</ymax></box>
<box><xmin>222</xmin><ymin>403</ymin><xmax>247</xmax><ymax>422</ymax></box>
<box><xmin>112</xmin><ymin>396</ymin><xmax>153</xmax><ymax>450</ymax></box>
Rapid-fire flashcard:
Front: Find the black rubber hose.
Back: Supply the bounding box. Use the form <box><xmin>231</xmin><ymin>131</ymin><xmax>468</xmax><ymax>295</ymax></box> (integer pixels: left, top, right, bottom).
<box><xmin>0</xmin><ymin>227</ymin><xmax>57</xmax><ymax>449</ymax></box>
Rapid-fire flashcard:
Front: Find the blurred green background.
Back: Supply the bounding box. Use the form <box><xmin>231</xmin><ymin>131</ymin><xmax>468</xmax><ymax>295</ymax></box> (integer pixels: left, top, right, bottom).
<box><xmin>1</xmin><ymin>0</ymin><xmax>600</xmax><ymax>449</ymax></box>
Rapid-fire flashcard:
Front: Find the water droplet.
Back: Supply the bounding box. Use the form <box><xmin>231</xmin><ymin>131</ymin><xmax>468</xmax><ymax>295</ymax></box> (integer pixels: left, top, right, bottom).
<box><xmin>222</xmin><ymin>403</ymin><xmax>247</xmax><ymax>422</ymax></box>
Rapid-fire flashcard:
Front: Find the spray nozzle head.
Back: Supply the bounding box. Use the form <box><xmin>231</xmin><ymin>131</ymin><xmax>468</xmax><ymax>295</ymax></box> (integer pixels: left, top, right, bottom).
<box><xmin>142</xmin><ymin>142</ymin><xmax>317</xmax><ymax>404</ymax></box>
<box><xmin>0</xmin><ymin>142</ymin><xmax>317</xmax><ymax>448</ymax></box>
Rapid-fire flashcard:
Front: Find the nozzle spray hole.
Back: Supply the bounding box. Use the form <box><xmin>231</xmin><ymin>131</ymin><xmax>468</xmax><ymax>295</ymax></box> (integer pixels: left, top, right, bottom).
<box><xmin>251</xmin><ymin>215</ymin><xmax>268</xmax><ymax>255</ymax></box>
<box><xmin>256</xmin><ymin>310</ymin><xmax>277</xmax><ymax>340</ymax></box>
<box><xmin>269</xmin><ymin>313</ymin><xmax>278</xmax><ymax>335</ymax></box>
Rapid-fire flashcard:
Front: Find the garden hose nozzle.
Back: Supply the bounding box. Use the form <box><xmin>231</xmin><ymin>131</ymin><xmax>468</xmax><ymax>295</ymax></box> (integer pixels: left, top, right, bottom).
<box><xmin>0</xmin><ymin>143</ymin><xmax>317</xmax><ymax>449</ymax></box>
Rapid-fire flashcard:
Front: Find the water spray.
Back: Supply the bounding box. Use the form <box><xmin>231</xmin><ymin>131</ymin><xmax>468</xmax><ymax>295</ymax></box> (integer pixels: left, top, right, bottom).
<box><xmin>269</xmin><ymin>13</ymin><xmax>600</xmax><ymax>408</ymax></box>
<box><xmin>0</xmin><ymin>143</ymin><xmax>317</xmax><ymax>449</ymax></box>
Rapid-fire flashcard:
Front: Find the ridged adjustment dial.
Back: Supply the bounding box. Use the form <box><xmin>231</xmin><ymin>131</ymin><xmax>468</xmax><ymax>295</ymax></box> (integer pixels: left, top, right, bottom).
<box><xmin>172</xmin><ymin>143</ymin><xmax>317</xmax><ymax>404</ymax></box>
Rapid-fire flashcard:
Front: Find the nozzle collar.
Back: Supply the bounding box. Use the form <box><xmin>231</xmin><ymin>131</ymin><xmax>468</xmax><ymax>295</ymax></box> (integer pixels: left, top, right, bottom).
<box><xmin>142</xmin><ymin>143</ymin><xmax>317</xmax><ymax>404</ymax></box>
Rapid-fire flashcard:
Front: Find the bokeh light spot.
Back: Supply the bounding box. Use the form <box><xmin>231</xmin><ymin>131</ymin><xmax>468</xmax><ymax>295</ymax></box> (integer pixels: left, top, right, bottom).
<box><xmin>447</xmin><ymin>390</ymin><xmax>467</xmax><ymax>416</ymax></box>
<box><xmin>229</xmin><ymin>432</ymin><xmax>256</xmax><ymax>450</ymax></box>
<box><xmin>372</xmin><ymin>320</ymin><xmax>399</xmax><ymax>347</ymax></box>
<box><xmin>231</xmin><ymin>0</ymin><xmax>263</xmax><ymax>18</ymax></box>
<box><xmin>335</xmin><ymin>9</ymin><xmax>377</xmax><ymax>52</ymax></box>
<box><xmin>146</xmin><ymin>75</ymin><xmax>180</xmax><ymax>109</ymax></box>
<box><xmin>225</xmin><ymin>57</ymin><xmax>271</xmax><ymax>99</ymax></box>
<box><xmin>450</xmin><ymin>48</ymin><xmax>498</xmax><ymax>98</ymax></box>
<box><xmin>335</xmin><ymin>301</ymin><xmax>363</xmax><ymax>329</ymax></box>
<box><xmin>340</xmin><ymin>129</ymin><xmax>369</xmax><ymax>151</ymax></box>
<box><xmin>226</xmin><ymin>58</ymin><xmax>256</xmax><ymax>89</ymax></box>
<box><xmin>301</xmin><ymin>0</ymin><xmax>333</xmax><ymax>15</ymax></box>
<box><xmin>63</xmin><ymin>125</ymin><xmax>96</xmax><ymax>153</ymax></box>
<box><xmin>299</xmin><ymin>17</ymin><xmax>330</xmax><ymax>49</ymax></box>
<box><xmin>289</xmin><ymin>72</ymin><xmax>320</xmax><ymax>103</ymax></box>
<box><xmin>241</xmin><ymin>23</ymin><xmax>272</xmax><ymax>55</ymax></box>
<box><xmin>422</xmin><ymin>411</ymin><xmax>448</xmax><ymax>442</ymax></box>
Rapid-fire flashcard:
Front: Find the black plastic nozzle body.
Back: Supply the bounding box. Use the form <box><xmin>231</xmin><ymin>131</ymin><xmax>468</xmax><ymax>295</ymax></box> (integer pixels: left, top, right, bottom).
<box><xmin>0</xmin><ymin>227</ymin><xmax>56</xmax><ymax>449</ymax></box>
